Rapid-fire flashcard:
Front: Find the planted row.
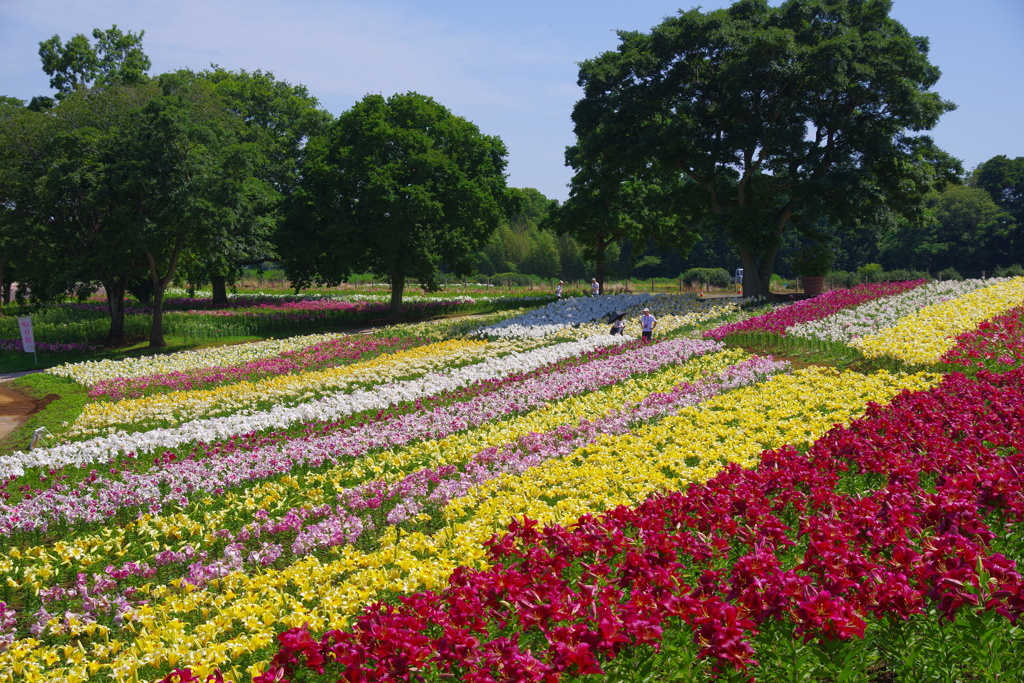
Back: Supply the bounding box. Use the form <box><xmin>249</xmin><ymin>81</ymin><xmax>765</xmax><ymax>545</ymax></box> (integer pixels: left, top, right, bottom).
<box><xmin>253</xmin><ymin>367</ymin><xmax>1024</xmax><ymax>682</ymax></box>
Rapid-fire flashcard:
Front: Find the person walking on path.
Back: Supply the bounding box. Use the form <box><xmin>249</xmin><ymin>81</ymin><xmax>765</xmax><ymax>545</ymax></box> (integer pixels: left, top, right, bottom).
<box><xmin>640</xmin><ymin>307</ymin><xmax>657</xmax><ymax>341</ymax></box>
<box><xmin>591</xmin><ymin>278</ymin><xmax>600</xmax><ymax>297</ymax></box>
<box><xmin>556</xmin><ymin>281</ymin><xmax>563</xmax><ymax>300</ymax></box>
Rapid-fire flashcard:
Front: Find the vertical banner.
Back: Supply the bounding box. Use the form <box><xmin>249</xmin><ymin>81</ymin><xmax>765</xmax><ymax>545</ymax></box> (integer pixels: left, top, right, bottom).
<box><xmin>18</xmin><ymin>316</ymin><xmax>35</xmax><ymax>353</ymax></box>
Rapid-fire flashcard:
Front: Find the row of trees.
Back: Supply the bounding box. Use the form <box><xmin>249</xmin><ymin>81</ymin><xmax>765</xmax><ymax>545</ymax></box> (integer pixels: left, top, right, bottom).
<box><xmin>1</xmin><ymin>27</ymin><xmax>516</xmax><ymax>347</ymax></box>
<box><xmin>1</xmin><ymin>28</ymin><xmax>333</xmax><ymax>346</ymax></box>
<box><xmin>3</xmin><ymin>1</ymin><xmax>1020</xmax><ymax>349</ymax></box>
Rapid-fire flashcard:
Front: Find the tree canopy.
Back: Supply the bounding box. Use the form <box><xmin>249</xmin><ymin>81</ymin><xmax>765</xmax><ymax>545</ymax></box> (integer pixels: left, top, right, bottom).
<box><xmin>281</xmin><ymin>92</ymin><xmax>509</xmax><ymax>315</ymax></box>
<box><xmin>546</xmin><ymin>131</ymin><xmax>700</xmax><ymax>293</ymax></box>
<box><xmin>572</xmin><ymin>0</ymin><xmax>958</xmax><ymax>297</ymax></box>
<box><xmin>176</xmin><ymin>67</ymin><xmax>332</xmax><ymax>303</ymax></box>
<box><xmin>38</xmin><ymin>25</ymin><xmax>151</xmax><ymax>99</ymax></box>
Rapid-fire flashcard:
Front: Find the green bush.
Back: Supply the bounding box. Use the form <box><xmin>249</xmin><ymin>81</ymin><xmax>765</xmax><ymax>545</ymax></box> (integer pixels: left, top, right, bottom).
<box><xmin>880</xmin><ymin>268</ymin><xmax>930</xmax><ymax>283</ymax></box>
<box><xmin>995</xmin><ymin>264</ymin><xmax>1024</xmax><ymax>277</ymax></box>
<box><xmin>857</xmin><ymin>263</ymin><xmax>884</xmax><ymax>283</ymax></box>
<box><xmin>937</xmin><ymin>267</ymin><xmax>963</xmax><ymax>281</ymax></box>
<box><xmin>488</xmin><ymin>272</ymin><xmax>542</xmax><ymax>287</ymax></box>
<box><xmin>827</xmin><ymin>270</ymin><xmax>859</xmax><ymax>289</ymax></box>
<box><xmin>681</xmin><ymin>267</ymin><xmax>731</xmax><ymax>289</ymax></box>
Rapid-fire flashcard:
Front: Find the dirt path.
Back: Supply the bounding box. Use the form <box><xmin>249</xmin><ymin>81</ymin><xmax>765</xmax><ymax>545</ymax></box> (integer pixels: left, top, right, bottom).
<box><xmin>0</xmin><ymin>383</ymin><xmax>43</xmax><ymax>440</ymax></box>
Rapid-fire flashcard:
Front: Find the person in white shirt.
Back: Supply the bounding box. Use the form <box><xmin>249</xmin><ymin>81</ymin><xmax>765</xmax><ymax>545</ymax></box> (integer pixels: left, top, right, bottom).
<box><xmin>639</xmin><ymin>307</ymin><xmax>657</xmax><ymax>341</ymax></box>
<box><xmin>591</xmin><ymin>278</ymin><xmax>600</xmax><ymax>296</ymax></box>
<box><xmin>556</xmin><ymin>281</ymin><xmax>563</xmax><ymax>299</ymax></box>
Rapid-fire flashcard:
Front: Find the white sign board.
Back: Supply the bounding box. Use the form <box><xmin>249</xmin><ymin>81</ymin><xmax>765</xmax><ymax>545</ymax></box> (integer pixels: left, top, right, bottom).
<box><xmin>18</xmin><ymin>316</ymin><xmax>35</xmax><ymax>353</ymax></box>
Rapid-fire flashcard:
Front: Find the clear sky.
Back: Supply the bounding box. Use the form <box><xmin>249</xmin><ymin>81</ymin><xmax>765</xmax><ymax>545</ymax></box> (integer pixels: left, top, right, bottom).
<box><xmin>2</xmin><ymin>0</ymin><xmax>1022</xmax><ymax>202</ymax></box>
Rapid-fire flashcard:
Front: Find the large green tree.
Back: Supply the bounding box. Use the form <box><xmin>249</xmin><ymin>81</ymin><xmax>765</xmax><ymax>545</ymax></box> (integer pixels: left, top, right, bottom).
<box><xmin>880</xmin><ymin>185</ymin><xmax>1016</xmax><ymax>275</ymax></box>
<box><xmin>179</xmin><ymin>68</ymin><xmax>332</xmax><ymax>303</ymax></box>
<box><xmin>545</xmin><ymin>139</ymin><xmax>697</xmax><ymax>293</ymax></box>
<box><xmin>38</xmin><ymin>25</ymin><xmax>151</xmax><ymax>99</ymax></box>
<box><xmin>2</xmin><ymin>84</ymin><xmax>159</xmax><ymax>342</ymax></box>
<box><xmin>117</xmin><ymin>72</ymin><xmax>265</xmax><ymax>347</ymax></box>
<box><xmin>572</xmin><ymin>0</ymin><xmax>957</xmax><ymax>297</ymax></box>
<box><xmin>973</xmin><ymin>155</ymin><xmax>1024</xmax><ymax>241</ymax></box>
<box><xmin>7</xmin><ymin>77</ymin><xmax>261</xmax><ymax>347</ymax></box>
<box><xmin>282</xmin><ymin>92</ymin><xmax>509</xmax><ymax>316</ymax></box>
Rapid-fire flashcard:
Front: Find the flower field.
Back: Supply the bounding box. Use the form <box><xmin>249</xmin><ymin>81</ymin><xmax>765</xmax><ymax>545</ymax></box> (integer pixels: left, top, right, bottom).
<box><xmin>1</xmin><ymin>283</ymin><xmax>1023</xmax><ymax>683</ymax></box>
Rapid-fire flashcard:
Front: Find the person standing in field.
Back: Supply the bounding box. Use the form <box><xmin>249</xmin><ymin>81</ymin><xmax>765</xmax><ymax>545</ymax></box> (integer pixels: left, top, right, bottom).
<box><xmin>640</xmin><ymin>307</ymin><xmax>657</xmax><ymax>341</ymax></box>
<box><xmin>591</xmin><ymin>278</ymin><xmax>600</xmax><ymax>296</ymax></box>
<box><xmin>556</xmin><ymin>281</ymin><xmax>563</xmax><ymax>299</ymax></box>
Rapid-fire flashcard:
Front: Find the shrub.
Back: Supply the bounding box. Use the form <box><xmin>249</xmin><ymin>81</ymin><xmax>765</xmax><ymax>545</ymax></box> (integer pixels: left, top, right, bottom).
<box><xmin>681</xmin><ymin>267</ymin><xmax>731</xmax><ymax>289</ymax></box>
<box><xmin>995</xmin><ymin>264</ymin><xmax>1024</xmax><ymax>278</ymax></box>
<box><xmin>827</xmin><ymin>270</ymin><xmax>859</xmax><ymax>289</ymax></box>
<box><xmin>857</xmin><ymin>263</ymin><xmax>884</xmax><ymax>283</ymax></box>
<box><xmin>937</xmin><ymin>267</ymin><xmax>963</xmax><ymax>281</ymax></box>
<box><xmin>488</xmin><ymin>272</ymin><xmax>542</xmax><ymax>287</ymax></box>
<box><xmin>880</xmin><ymin>268</ymin><xmax>930</xmax><ymax>283</ymax></box>
<box><xmin>790</xmin><ymin>243</ymin><xmax>835</xmax><ymax>277</ymax></box>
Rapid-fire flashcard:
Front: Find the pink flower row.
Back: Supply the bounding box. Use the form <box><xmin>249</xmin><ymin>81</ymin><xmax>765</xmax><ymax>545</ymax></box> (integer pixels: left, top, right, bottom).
<box><xmin>941</xmin><ymin>305</ymin><xmax>1024</xmax><ymax>373</ymax></box>
<box><xmin>88</xmin><ymin>336</ymin><xmax>427</xmax><ymax>400</ymax></box>
<box><xmin>1</xmin><ymin>339</ymin><xmax>724</xmax><ymax>535</ymax></box>
<box><xmin>705</xmin><ymin>280</ymin><xmax>926</xmax><ymax>340</ymax></box>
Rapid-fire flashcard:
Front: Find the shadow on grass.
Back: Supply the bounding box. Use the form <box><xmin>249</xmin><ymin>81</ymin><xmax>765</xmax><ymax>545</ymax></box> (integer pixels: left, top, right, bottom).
<box><xmin>721</xmin><ymin>331</ymin><xmax>931</xmax><ymax>375</ymax></box>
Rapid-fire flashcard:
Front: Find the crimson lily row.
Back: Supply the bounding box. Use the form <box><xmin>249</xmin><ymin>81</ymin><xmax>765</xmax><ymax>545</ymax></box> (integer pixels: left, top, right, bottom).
<box><xmin>231</xmin><ymin>367</ymin><xmax>1024</xmax><ymax>683</ymax></box>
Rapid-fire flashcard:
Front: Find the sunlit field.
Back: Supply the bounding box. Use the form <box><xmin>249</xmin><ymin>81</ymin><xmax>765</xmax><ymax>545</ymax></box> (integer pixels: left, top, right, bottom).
<box><xmin>2</xmin><ymin>281</ymin><xmax>1024</xmax><ymax>683</ymax></box>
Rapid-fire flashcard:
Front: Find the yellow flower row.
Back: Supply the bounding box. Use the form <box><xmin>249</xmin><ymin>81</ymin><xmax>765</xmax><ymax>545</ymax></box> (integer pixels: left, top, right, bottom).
<box><xmin>0</xmin><ymin>367</ymin><xmax>940</xmax><ymax>683</ymax></box>
<box><xmin>852</xmin><ymin>277</ymin><xmax>1024</xmax><ymax>363</ymax></box>
<box><xmin>337</xmin><ymin>347</ymin><xmax>751</xmax><ymax>484</ymax></box>
<box><xmin>9</xmin><ymin>349</ymin><xmax>750</xmax><ymax>601</ymax></box>
<box><xmin>67</xmin><ymin>338</ymin><xmax>546</xmax><ymax>437</ymax></box>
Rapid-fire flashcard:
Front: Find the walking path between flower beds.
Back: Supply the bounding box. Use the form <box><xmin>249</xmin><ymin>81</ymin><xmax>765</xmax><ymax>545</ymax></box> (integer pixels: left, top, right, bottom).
<box><xmin>0</xmin><ymin>376</ymin><xmax>43</xmax><ymax>440</ymax></box>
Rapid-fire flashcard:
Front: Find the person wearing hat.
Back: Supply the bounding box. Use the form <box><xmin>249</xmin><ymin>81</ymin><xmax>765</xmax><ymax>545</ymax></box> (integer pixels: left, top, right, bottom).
<box><xmin>639</xmin><ymin>307</ymin><xmax>657</xmax><ymax>341</ymax></box>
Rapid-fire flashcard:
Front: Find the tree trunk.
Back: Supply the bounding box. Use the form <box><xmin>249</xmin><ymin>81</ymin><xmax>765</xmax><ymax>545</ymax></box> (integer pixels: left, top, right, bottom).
<box><xmin>146</xmin><ymin>242</ymin><xmax>184</xmax><ymax>349</ymax></box>
<box><xmin>389</xmin><ymin>271</ymin><xmax>405</xmax><ymax>318</ymax></box>
<box><xmin>738</xmin><ymin>247</ymin><xmax>779</xmax><ymax>299</ymax></box>
<box><xmin>0</xmin><ymin>259</ymin><xmax>5</xmax><ymax>316</ymax></box>
<box><xmin>211</xmin><ymin>274</ymin><xmax>228</xmax><ymax>306</ymax></box>
<box><xmin>103</xmin><ymin>277</ymin><xmax>128</xmax><ymax>346</ymax></box>
<box><xmin>149</xmin><ymin>282</ymin><xmax>168</xmax><ymax>349</ymax></box>
<box><xmin>595</xmin><ymin>241</ymin><xmax>607</xmax><ymax>294</ymax></box>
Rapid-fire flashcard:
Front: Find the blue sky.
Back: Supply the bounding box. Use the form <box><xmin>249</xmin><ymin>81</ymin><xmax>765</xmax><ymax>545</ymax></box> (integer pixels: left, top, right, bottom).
<box><xmin>2</xmin><ymin>0</ymin><xmax>1022</xmax><ymax>202</ymax></box>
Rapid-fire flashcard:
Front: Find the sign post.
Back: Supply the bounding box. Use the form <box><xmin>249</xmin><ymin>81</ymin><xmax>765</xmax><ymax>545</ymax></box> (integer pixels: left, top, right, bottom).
<box><xmin>18</xmin><ymin>316</ymin><xmax>36</xmax><ymax>365</ymax></box>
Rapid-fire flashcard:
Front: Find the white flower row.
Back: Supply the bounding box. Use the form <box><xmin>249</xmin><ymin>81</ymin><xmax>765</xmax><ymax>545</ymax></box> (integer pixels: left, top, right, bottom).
<box><xmin>46</xmin><ymin>332</ymin><xmax>353</xmax><ymax>386</ymax></box>
<box><xmin>66</xmin><ymin>338</ymin><xmax>546</xmax><ymax>437</ymax></box>
<box><xmin>0</xmin><ymin>335</ymin><xmax>625</xmax><ymax>479</ymax></box>
<box><xmin>787</xmin><ymin>278</ymin><xmax>1005</xmax><ymax>343</ymax></box>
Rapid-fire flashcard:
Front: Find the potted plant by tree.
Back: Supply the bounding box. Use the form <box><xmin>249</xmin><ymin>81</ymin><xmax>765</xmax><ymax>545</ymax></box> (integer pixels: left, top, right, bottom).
<box><xmin>790</xmin><ymin>243</ymin><xmax>834</xmax><ymax>296</ymax></box>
